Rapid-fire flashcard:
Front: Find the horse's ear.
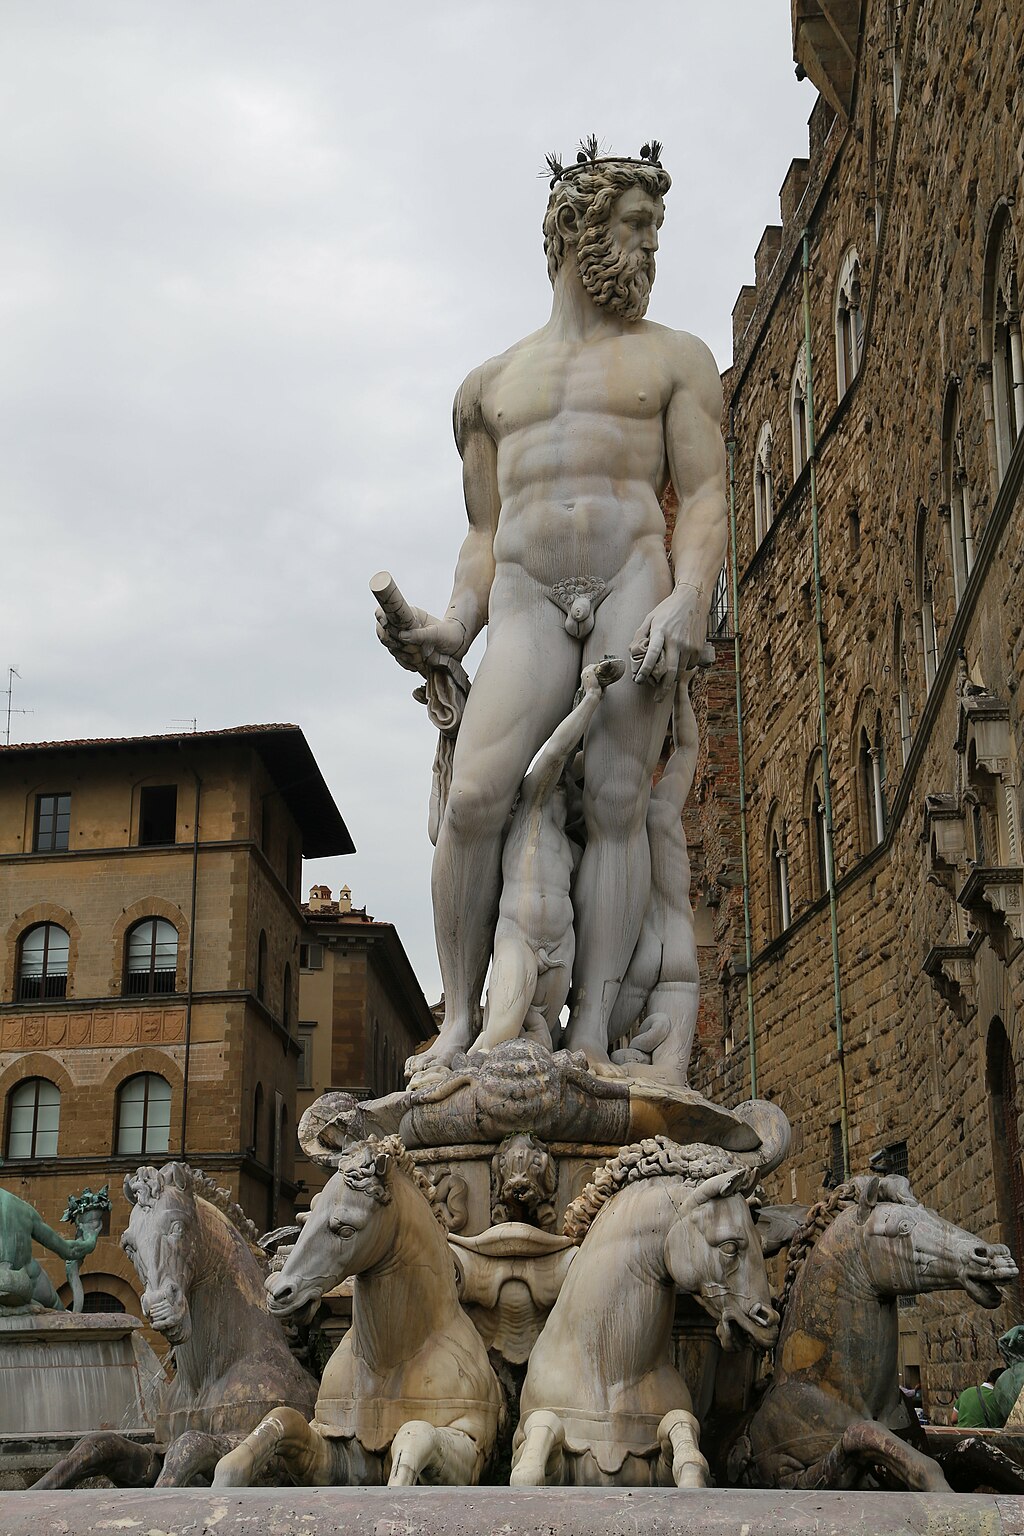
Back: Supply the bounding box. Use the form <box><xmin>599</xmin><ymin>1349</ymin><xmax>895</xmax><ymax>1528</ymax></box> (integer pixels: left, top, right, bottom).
<box><xmin>373</xmin><ymin>1152</ymin><xmax>390</xmax><ymax>1179</ymax></box>
<box><xmin>693</xmin><ymin>1168</ymin><xmax>749</xmax><ymax>1205</ymax></box>
<box><xmin>123</xmin><ymin>1173</ymin><xmax>138</xmax><ymax>1205</ymax></box>
<box><xmin>856</xmin><ymin>1175</ymin><xmax>881</xmax><ymax>1223</ymax></box>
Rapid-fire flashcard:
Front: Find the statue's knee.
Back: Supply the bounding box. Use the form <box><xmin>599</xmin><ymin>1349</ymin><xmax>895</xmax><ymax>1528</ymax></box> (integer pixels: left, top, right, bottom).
<box><xmin>585</xmin><ymin>777</ymin><xmax>647</xmax><ymax>836</ymax></box>
<box><xmin>443</xmin><ymin>781</ymin><xmax>506</xmax><ymax>842</ymax></box>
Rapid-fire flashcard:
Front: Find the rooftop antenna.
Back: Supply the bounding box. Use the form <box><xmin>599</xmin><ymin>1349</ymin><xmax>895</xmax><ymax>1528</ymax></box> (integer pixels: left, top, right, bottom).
<box><xmin>171</xmin><ymin>718</ymin><xmax>198</xmax><ymax>733</ymax></box>
<box><xmin>3</xmin><ymin>667</ymin><xmax>32</xmax><ymax>746</ymax></box>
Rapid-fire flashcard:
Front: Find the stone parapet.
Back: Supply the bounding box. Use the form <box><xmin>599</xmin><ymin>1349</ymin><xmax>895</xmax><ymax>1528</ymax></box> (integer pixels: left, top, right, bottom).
<box><xmin>0</xmin><ymin>1487</ymin><xmax>1019</xmax><ymax>1534</ymax></box>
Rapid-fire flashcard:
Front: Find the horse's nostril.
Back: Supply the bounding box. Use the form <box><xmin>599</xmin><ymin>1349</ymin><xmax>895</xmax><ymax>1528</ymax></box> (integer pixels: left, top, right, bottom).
<box><xmin>971</xmin><ymin>1245</ymin><xmax>990</xmax><ymax>1263</ymax></box>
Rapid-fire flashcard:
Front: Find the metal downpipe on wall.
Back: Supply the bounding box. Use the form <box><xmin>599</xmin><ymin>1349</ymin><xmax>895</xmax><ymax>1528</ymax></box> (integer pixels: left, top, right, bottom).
<box><xmin>727</xmin><ymin>415</ymin><xmax>758</xmax><ymax>1100</ymax></box>
<box><xmin>802</xmin><ymin>230</ymin><xmax>850</xmax><ymax>1178</ymax></box>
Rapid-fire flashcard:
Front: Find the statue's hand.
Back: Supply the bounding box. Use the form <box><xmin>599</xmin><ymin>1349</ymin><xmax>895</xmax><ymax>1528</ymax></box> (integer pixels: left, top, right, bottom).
<box><xmin>630</xmin><ymin>585</ymin><xmax>705</xmax><ymax>690</ymax></box>
<box><xmin>67</xmin><ymin>1234</ymin><xmax>98</xmax><ymax>1260</ymax></box>
<box><xmin>375</xmin><ymin>606</ymin><xmax>467</xmax><ymax>673</ymax></box>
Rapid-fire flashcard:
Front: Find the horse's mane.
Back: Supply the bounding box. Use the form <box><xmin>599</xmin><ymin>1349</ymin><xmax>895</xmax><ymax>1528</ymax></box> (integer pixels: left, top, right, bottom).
<box><xmin>339</xmin><ymin>1135</ymin><xmax>447</xmax><ymax>1228</ymax></box>
<box><xmin>126</xmin><ymin>1162</ymin><xmax>266</xmax><ymax>1265</ymax></box>
<box><xmin>778</xmin><ymin>1174</ymin><xmax>919</xmax><ymax>1320</ymax></box>
<box><xmin>563</xmin><ymin>1137</ymin><xmax>743</xmax><ymax>1244</ymax></box>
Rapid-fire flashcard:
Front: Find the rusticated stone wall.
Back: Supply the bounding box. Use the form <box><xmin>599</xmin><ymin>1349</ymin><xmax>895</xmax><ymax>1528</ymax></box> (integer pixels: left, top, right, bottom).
<box><xmin>690</xmin><ymin>0</ymin><xmax>1024</xmax><ymax>1420</ymax></box>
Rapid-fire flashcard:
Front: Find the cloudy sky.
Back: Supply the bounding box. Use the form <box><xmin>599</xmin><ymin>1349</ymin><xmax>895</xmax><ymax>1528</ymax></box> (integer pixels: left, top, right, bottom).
<box><xmin>0</xmin><ymin>2</ymin><xmax>815</xmax><ymax>1000</ymax></box>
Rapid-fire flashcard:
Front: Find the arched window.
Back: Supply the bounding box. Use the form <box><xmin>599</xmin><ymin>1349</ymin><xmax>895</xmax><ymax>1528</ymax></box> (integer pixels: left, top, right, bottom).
<box><xmin>18</xmin><ymin>922</ymin><xmax>70</xmax><ymax>1001</ymax></box>
<box><xmin>124</xmin><ymin>918</ymin><xmax>178</xmax><ymax>996</ymax></box>
<box><xmin>6</xmin><ymin>1077</ymin><xmax>61</xmax><ymax>1158</ymax></box>
<box><xmin>791</xmin><ymin>354</ymin><xmax>810</xmax><ymax>478</ymax></box>
<box><xmin>753</xmin><ymin>422</ymin><xmax>774</xmax><ymax>544</ymax></box>
<box><xmin>835</xmin><ymin>248</ymin><xmax>864</xmax><ymax>399</ymax></box>
<box><xmin>984</xmin><ymin>207</ymin><xmax>1024</xmax><ymax>481</ymax></box>
<box><xmin>807</xmin><ymin>752</ymin><xmax>830</xmax><ymax>897</ymax></box>
<box><xmin>894</xmin><ymin>605</ymin><xmax>912</xmax><ymax>766</ymax></box>
<box><xmin>857</xmin><ymin>710</ymin><xmax>887</xmax><ymax>852</ymax></box>
<box><xmin>282</xmin><ymin>963</ymin><xmax>292</xmax><ymax>1032</ymax></box>
<box><xmin>941</xmin><ymin>384</ymin><xmax>974</xmax><ymax>604</ymax></box>
<box><xmin>82</xmin><ymin>1291</ymin><xmax>126</xmax><ymax>1314</ymax></box>
<box><xmin>767</xmin><ymin>808</ymin><xmax>791</xmax><ymax>937</ymax></box>
<box><xmin>256</xmin><ymin>930</ymin><xmax>268</xmax><ymax>1003</ymax></box>
<box><xmin>887</xmin><ymin>0</ymin><xmax>903</xmax><ymax>108</ymax></box>
<box><xmin>116</xmin><ymin>1073</ymin><xmax>171</xmax><ymax>1156</ymax></box>
<box><xmin>915</xmin><ymin>508</ymin><xmax>939</xmax><ymax>690</ymax></box>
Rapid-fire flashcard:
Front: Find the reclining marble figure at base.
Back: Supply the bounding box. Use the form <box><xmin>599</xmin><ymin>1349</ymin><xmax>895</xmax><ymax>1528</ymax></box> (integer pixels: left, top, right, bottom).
<box><xmin>0</xmin><ymin>1166</ymin><xmax>98</xmax><ymax>1313</ymax></box>
<box><xmin>470</xmin><ymin>656</ymin><xmax>625</xmax><ymax>1057</ymax></box>
<box><xmin>212</xmin><ymin>1137</ymin><xmax>501</xmax><ymax>1489</ymax></box>
<box><xmin>375</xmin><ymin>143</ymin><xmax>727</xmax><ymax>1077</ymax></box>
<box><xmin>510</xmin><ymin>1137</ymin><xmax>778</xmax><ymax>1488</ymax></box>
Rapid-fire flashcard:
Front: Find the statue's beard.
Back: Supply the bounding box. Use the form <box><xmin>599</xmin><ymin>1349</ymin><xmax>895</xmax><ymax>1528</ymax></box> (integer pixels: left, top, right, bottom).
<box><xmin>577</xmin><ymin>225</ymin><xmax>655</xmax><ymax>321</ymax></box>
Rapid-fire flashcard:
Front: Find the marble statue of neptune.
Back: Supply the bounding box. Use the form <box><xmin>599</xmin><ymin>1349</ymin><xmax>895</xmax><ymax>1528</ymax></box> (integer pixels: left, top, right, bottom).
<box><xmin>377</xmin><ymin>144</ymin><xmax>727</xmax><ymax>1077</ymax></box>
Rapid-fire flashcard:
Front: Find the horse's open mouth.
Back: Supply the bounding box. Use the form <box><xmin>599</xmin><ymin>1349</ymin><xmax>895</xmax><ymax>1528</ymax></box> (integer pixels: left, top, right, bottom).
<box><xmin>267</xmin><ymin>1291</ymin><xmax>320</xmax><ymax>1325</ymax></box>
<box><xmin>963</xmin><ymin>1273</ymin><xmax>1008</xmax><ymax>1308</ymax></box>
<box><xmin>716</xmin><ymin>1309</ymin><xmax>778</xmax><ymax>1352</ymax></box>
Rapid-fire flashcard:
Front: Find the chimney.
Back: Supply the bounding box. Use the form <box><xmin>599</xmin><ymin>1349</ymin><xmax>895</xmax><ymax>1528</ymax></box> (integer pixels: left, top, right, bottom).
<box><xmin>308</xmin><ymin>884</ymin><xmax>333</xmax><ymax>911</ymax></box>
<box><xmin>338</xmin><ymin>885</ymin><xmax>353</xmax><ymax>914</ymax></box>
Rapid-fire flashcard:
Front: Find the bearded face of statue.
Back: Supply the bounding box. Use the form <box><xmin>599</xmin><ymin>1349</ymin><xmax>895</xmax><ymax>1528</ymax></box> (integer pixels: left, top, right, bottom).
<box><xmin>577</xmin><ymin>185</ymin><xmax>664</xmax><ymax>322</ymax></box>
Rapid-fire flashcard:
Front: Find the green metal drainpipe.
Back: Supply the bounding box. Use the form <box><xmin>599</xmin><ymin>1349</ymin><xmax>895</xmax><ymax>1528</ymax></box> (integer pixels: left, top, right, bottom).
<box><xmin>727</xmin><ymin>412</ymin><xmax>758</xmax><ymax>1100</ymax></box>
<box><xmin>802</xmin><ymin>230</ymin><xmax>850</xmax><ymax>1178</ymax></box>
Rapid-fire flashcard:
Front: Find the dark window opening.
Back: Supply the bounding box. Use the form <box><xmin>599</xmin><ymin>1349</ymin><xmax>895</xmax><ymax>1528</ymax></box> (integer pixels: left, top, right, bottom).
<box><xmin>82</xmin><ymin>1291</ymin><xmax>125</xmax><ymax>1314</ymax></box>
<box><xmin>34</xmin><ymin>793</ymin><xmax>71</xmax><ymax>852</ymax></box>
<box><xmin>827</xmin><ymin>1119</ymin><xmax>846</xmax><ymax>1186</ymax></box>
<box><xmin>299</xmin><ymin>942</ymin><xmax>324</xmax><ymax>970</ymax></box>
<box><xmin>297</xmin><ymin>1024</ymin><xmax>315</xmax><ymax>1089</ymax></box>
<box><xmin>138</xmin><ymin>785</ymin><xmax>177</xmax><ymax>845</ymax></box>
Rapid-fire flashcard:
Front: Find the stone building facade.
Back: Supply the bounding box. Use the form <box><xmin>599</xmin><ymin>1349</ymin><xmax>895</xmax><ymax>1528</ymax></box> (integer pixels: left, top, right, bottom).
<box><xmin>0</xmin><ymin>724</ymin><xmax>353</xmax><ymax>1315</ymax></box>
<box><xmin>295</xmin><ymin>883</ymin><xmax>434</xmax><ymax>1201</ymax></box>
<box><xmin>688</xmin><ymin>0</ymin><xmax>1024</xmax><ymax>1418</ymax></box>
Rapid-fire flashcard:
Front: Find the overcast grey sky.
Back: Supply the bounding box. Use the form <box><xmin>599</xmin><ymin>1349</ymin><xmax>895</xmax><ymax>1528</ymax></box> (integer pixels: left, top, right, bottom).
<box><xmin>0</xmin><ymin>2</ymin><xmax>816</xmax><ymax>1001</ymax></box>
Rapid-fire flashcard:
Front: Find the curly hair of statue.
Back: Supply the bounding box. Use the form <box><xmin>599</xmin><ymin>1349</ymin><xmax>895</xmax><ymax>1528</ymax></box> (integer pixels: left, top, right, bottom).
<box><xmin>563</xmin><ymin>1137</ymin><xmax>744</xmax><ymax>1244</ymax></box>
<box><xmin>542</xmin><ymin>142</ymin><xmax>671</xmax><ymax>285</ymax></box>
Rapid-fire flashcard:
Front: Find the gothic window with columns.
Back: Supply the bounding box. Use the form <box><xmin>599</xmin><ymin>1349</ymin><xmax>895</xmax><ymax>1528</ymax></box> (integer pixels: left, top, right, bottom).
<box><xmin>767</xmin><ymin>805</ymin><xmax>791</xmax><ymax>937</ymax></box>
<box><xmin>835</xmin><ymin>248</ymin><xmax>864</xmax><ymax>400</ymax></box>
<box><xmin>941</xmin><ymin>383</ymin><xmax>974</xmax><ymax>604</ymax></box>
<box><xmin>915</xmin><ymin>507</ymin><xmax>939</xmax><ymax>691</ymax></box>
<box><xmin>806</xmin><ymin>752</ymin><xmax>830</xmax><ymax>898</ymax></box>
<box><xmin>984</xmin><ymin>207</ymin><xmax>1024</xmax><ymax>481</ymax></box>
<box><xmin>893</xmin><ymin>605</ymin><xmax>912</xmax><ymax>767</ymax></box>
<box><xmin>790</xmin><ymin>354</ymin><xmax>810</xmax><ymax>478</ymax></box>
<box><xmin>857</xmin><ymin>710</ymin><xmax>887</xmax><ymax>852</ymax></box>
<box><xmin>753</xmin><ymin>422</ymin><xmax>774</xmax><ymax>545</ymax></box>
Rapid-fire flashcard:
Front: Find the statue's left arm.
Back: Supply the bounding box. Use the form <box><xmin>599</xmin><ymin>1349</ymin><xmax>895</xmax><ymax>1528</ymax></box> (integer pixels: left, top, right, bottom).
<box><xmin>632</xmin><ymin>336</ymin><xmax>727</xmax><ymax>685</ymax></box>
<box><xmin>30</xmin><ymin>1211</ymin><xmax>98</xmax><ymax>1263</ymax></box>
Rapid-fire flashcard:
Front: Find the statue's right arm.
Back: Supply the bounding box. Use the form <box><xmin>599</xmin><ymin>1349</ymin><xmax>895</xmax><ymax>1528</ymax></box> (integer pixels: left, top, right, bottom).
<box><xmin>445</xmin><ymin>364</ymin><xmax>501</xmax><ymax>650</ymax></box>
<box><xmin>30</xmin><ymin>1211</ymin><xmax>97</xmax><ymax>1261</ymax></box>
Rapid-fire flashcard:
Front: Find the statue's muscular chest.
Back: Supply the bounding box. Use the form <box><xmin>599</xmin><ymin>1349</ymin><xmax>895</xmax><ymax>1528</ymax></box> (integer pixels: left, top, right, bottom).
<box><xmin>485</xmin><ymin>336</ymin><xmax>671</xmax><ymax>441</ymax></box>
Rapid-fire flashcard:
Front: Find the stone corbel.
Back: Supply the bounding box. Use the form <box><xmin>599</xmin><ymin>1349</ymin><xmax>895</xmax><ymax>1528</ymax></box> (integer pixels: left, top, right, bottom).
<box><xmin>922</xmin><ymin>930</ymin><xmax>982</xmax><ymax>1022</ymax></box>
<box><xmin>956</xmin><ymin>688</ymin><xmax>1012</xmax><ymax>777</ymax></box>
<box><xmin>921</xmin><ymin>793</ymin><xmax>966</xmax><ymax>894</ymax></box>
<box><xmin>957</xmin><ymin>867</ymin><xmax>1024</xmax><ymax>964</ymax></box>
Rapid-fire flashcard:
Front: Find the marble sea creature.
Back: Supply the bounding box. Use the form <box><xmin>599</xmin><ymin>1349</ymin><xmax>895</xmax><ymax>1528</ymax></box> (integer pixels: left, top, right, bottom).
<box><xmin>727</xmin><ymin>1175</ymin><xmax>1018</xmax><ymax>1492</ymax></box>
<box><xmin>212</xmin><ymin>1137</ymin><xmax>502</xmax><ymax>1489</ymax></box>
<box><xmin>36</xmin><ymin>1163</ymin><xmax>316</xmax><ymax>1489</ymax></box>
<box><xmin>510</xmin><ymin>1138</ymin><xmax>778</xmax><ymax>1488</ymax></box>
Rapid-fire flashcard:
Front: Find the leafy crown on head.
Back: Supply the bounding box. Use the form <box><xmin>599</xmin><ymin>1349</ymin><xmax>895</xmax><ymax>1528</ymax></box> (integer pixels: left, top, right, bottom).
<box><xmin>544</xmin><ymin>136</ymin><xmax>665</xmax><ymax>189</ymax></box>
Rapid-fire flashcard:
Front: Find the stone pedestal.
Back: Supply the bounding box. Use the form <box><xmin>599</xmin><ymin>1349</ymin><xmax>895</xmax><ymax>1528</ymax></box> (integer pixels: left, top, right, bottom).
<box><xmin>0</xmin><ymin>1312</ymin><xmax>156</xmax><ymax>1485</ymax></box>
